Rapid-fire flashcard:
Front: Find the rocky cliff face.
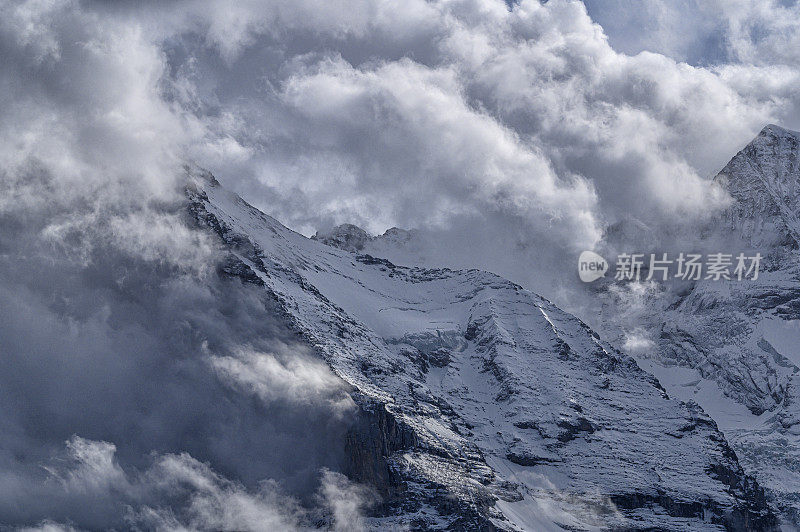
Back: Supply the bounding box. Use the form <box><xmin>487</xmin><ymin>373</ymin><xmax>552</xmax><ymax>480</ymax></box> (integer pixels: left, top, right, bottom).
<box><xmin>186</xmin><ymin>169</ymin><xmax>777</xmax><ymax>531</ymax></box>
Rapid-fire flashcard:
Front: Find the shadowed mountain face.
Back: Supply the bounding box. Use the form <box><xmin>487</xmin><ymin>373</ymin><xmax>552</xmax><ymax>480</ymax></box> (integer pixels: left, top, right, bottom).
<box><xmin>596</xmin><ymin>125</ymin><xmax>800</xmax><ymax>526</ymax></box>
<box><xmin>187</xmin><ymin>169</ymin><xmax>777</xmax><ymax>531</ymax></box>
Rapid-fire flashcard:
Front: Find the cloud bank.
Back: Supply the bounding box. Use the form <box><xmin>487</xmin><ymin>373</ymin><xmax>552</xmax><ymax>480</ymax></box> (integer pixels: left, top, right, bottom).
<box><xmin>125</xmin><ymin>0</ymin><xmax>800</xmax><ymax>299</ymax></box>
<box><xmin>0</xmin><ymin>4</ymin><xmax>365</xmax><ymax>526</ymax></box>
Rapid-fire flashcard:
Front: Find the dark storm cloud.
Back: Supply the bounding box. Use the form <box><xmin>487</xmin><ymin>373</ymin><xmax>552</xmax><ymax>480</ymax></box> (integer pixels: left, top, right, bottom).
<box><xmin>0</xmin><ymin>171</ymin><xmax>363</xmax><ymax>528</ymax></box>
<box><xmin>0</xmin><ymin>1</ymin><xmax>371</xmax><ymax>528</ymax></box>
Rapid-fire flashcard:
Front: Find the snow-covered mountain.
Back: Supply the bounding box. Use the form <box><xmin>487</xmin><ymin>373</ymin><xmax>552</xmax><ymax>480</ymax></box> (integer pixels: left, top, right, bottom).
<box><xmin>186</xmin><ymin>170</ymin><xmax>777</xmax><ymax>530</ymax></box>
<box><xmin>600</xmin><ymin>125</ymin><xmax>800</xmax><ymax>526</ymax></box>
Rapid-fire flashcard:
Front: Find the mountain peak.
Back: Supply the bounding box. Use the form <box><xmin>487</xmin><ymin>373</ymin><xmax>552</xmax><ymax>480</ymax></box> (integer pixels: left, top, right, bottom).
<box><xmin>747</xmin><ymin>123</ymin><xmax>800</xmax><ymax>152</ymax></box>
<box><xmin>714</xmin><ymin>124</ymin><xmax>800</xmax><ymax>247</ymax></box>
<box><xmin>312</xmin><ymin>223</ymin><xmax>373</xmax><ymax>252</ymax></box>
<box><xmin>184</xmin><ymin>163</ymin><xmax>221</xmax><ymax>187</ymax></box>
<box><xmin>757</xmin><ymin>123</ymin><xmax>799</xmax><ymax>140</ymax></box>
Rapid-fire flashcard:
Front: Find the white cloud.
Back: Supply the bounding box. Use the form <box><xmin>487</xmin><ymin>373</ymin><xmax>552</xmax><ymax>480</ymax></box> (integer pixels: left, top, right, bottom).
<box><xmin>278</xmin><ymin>55</ymin><xmax>599</xmax><ymax>243</ymax></box>
<box><xmin>38</xmin><ymin>437</ymin><xmax>375</xmax><ymax>532</ymax></box>
<box><xmin>209</xmin><ymin>345</ymin><xmax>356</xmax><ymax>415</ymax></box>
<box><xmin>50</xmin><ymin>437</ymin><xmax>129</xmax><ymax>495</ymax></box>
<box><xmin>318</xmin><ymin>469</ymin><xmax>378</xmax><ymax>532</ymax></box>
<box><xmin>128</xmin><ymin>0</ymin><xmax>800</xmax><ymax>301</ymax></box>
<box><xmin>133</xmin><ymin>452</ymin><xmax>307</xmax><ymax>532</ymax></box>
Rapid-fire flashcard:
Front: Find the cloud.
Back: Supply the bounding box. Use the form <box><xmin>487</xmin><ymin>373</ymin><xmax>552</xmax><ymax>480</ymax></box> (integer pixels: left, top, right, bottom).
<box><xmin>116</xmin><ymin>0</ymin><xmax>799</xmax><ymax>303</ymax></box>
<box><xmin>0</xmin><ymin>4</ymin><xmax>361</xmax><ymax>522</ymax></box>
<box><xmin>6</xmin><ymin>0</ymin><xmax>799</xmax><ymax>297</ymax></box>
<box><xmin>278</xmin><ymin>55</ymin><xmax>599</xmax><ymax>243</ymax></box>
<box><xmin>209</xmin><ymin>345</ymin><xmax>357</xmax><ymax>416</ymax></box>
<box><xmin>25</xmin><ymin>436</ymin><xmax>376</xmax><ymax>531</ymax></box>
<box><xmin>131</xmin><ymin>450</ymin><xmax>307</xmax><ymax>531</ymax></box>
<box><xmin>0</xmin><ymin>238</ymin><xmax>360</xmax><ymax>527</ymax></box>
<box><xmin>581</xmin><ymin>0</ymin><xmax>730</xmax><ymax>65</ymax></box>
<box><xmin>317</xmin><ymin>469</ymin><xmax>378</xmax><ymax>532</ymax></box>
<box><xmin>18</xmin><ymin>522</ymin><xmax>79</xmax><ymax>532</ymax></box>
<box><xmin>582</xmin><ymin>0</ymin><xmax>800</xmax><ymax>68</ymax></box>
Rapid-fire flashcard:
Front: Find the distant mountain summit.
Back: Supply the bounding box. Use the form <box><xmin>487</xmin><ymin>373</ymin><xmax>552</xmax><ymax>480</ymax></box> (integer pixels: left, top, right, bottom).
<box><xmin>312</xmin><ymin>224</ymin><xmax>418</xmax><ymax>254</ymax></box>
<box><xmin>604</xmin><ymin>125</ymin><xmax>800</xmax><ymax>526</ymax></box>
<box><xmin>313</xmin><ymin>224</ymin><xmax>373</xmax><ymax>252</ymax></box>
<box><xmin>715</xmin><ymin>124</ymin><xmax>800</xmax><ymax>248</ymax></box>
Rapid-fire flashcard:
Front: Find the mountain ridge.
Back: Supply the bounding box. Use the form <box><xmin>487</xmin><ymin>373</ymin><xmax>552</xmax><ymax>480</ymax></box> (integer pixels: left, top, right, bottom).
<box><xmin>186</xmin><ymin>168</ymin><xmax>777</xmax><ymax>531</ymax></box>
